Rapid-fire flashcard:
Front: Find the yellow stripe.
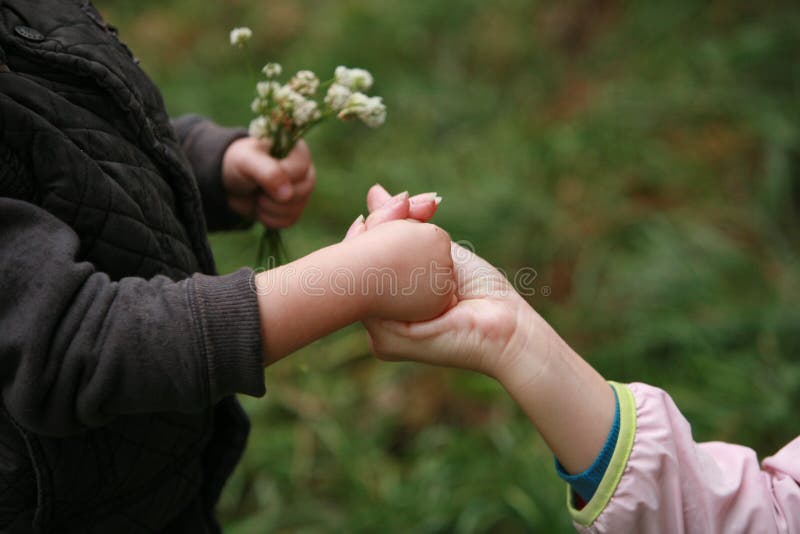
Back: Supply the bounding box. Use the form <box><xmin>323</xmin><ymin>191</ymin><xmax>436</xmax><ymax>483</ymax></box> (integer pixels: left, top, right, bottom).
<box><xmin>568</xmin><ymin>382</ymin><xmax>637</xmax><ymax>526</ymax></box>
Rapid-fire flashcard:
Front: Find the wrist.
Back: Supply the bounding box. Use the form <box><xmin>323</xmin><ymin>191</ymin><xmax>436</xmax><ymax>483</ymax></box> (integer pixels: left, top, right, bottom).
<box><xmin>255</xmin><ymin>241</ymin><xmax>372</xmax><ymax>364</ymax></box>
<box><xmin>494</xmin><ymin>307</ymin><xmax>616</xmax><ymax>473</ymax></box>
<box><xmin>493</xmin><ymin>302</ymin><xmax>560</xmax><ymax>391</ymax></box>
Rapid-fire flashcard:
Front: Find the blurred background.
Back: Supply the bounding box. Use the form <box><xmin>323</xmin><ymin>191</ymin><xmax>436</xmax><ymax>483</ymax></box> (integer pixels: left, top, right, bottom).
<box><xmin>99</xmin><ymin>1</ymin><xmax>800</xmax><ymax>532</ymax></box>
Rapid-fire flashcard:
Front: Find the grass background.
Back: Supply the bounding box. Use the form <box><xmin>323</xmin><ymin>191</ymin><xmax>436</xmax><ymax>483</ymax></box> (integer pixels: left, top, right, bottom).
<box><xmin>99</xmin><ymin>1</ymin><xmax>800</xmax><ymax>531</ymax></box>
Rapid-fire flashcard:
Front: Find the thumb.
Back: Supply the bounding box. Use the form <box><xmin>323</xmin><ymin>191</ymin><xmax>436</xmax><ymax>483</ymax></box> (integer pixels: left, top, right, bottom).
<box><xmin>365</xmin><ymin>316</ymin><xmax>450</xmax><ymax>361</ymax></box>
<box><xmin>375</xmin><ymin>312</ymin><xmax>453</xmax><ymax>340</ymax></box>
<box><xmin>364</xmin><ymin>320</ymin><xmax>415</xmax><ymax>361</ymax></box>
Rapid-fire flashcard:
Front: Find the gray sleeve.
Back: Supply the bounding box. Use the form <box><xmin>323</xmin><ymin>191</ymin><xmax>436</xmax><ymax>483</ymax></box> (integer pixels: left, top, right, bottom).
<box><xmin>0</xmin><ymin>198</ymin><xmax>265</xmax><ymax>437</ymax></box>
<box><xmin>171</xmin><ymin>114</ymin><xmax>251</xmax><ymax>232</ymax></box>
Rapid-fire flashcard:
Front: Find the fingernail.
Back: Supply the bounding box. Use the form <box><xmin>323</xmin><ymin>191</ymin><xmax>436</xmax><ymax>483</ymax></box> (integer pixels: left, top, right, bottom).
<box><xmin>355</xmin><ymin>214</ymin><xmax>365</xmax><ymax>224</ymax></box>
<box><xmin>389</xmin><ymin>191</ymin><xmax>409</xmax><ymax>204</ymax></box>
<box><xmin>410</xmin><ymin>192</ymin><xmax>437</xmax><ymax>204</ymax></box>
<box><xmin>434</xmin><ymin>195</ymin><xmax>443</xmax><ymax>205</ymax></box>
<box><xmin>276</xmin><ymin>184</ymin><xmax>292</xmax><ymax>201</ymax></box>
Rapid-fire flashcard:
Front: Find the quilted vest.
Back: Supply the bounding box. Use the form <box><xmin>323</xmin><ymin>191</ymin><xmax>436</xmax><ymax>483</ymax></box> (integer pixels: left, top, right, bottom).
<box><xmin>0</xmin><ymin>1</ymin><xmax>247</xmax><ymax>531</ymax></box>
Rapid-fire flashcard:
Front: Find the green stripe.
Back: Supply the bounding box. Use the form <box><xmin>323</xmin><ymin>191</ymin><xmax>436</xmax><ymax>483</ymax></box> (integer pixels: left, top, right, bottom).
<box><xmin>568</xmin><ymin>382</ymin><xmax>637</xmax><ymax>526</ymax></box>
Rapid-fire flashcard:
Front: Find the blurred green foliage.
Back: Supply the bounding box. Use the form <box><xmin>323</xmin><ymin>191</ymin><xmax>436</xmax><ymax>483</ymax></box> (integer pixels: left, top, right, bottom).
<box><xmin>100</xmin><ymin>0</ymin><xmax>800</xmax><ymax>531</ymax></box>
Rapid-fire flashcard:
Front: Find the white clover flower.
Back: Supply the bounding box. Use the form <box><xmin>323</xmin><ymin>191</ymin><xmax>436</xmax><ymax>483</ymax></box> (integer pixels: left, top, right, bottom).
<box><xmin>334</xmin><ymin>66</ymin><xmax>374</xmax><ymax>91</ymax></box>
<box><xmin>273</xmin><ymin>85</ymin><xmax>291</xmax><ymax>103</ymax></box>
<box><xmin>289</xmin><ymin>70</ymin><xmax>320</xmax><ymax>96</ymax></box>
<box><xmin>360</xmin><ymin>97</ymin><xmax>386</xmax><ymax>128</ymax></box>
<box><xmin>273</xmin><ymin>85</ymin><xmax>304</xmax><ymax>108</ymax></box>
<box><xmin>337</xmin><ymin>93</ymin><xmax>386</xmax><ymax>127</ymax></box>
<box><xmin>251</xmin><ymin>97</ymin><xmax>263</xmax><ymax>113</ymax></box>
<box><xmin>293</xmin><ymin>100</ymin><xmax>321</xmax><ymax>127</ymax></box>
<box><xmin>262</xmin><ymin>62</ymin><xmax>282</xmax><ymax>78</ymax></box>
<box><xmin>248</xmin><ymin>116</ymin><xmax>269</xmax><ymax>138</ymax></box>
<box><xmin>229</xmin><ymin>27</ymin><xmax>253</xmax><ymax>47</ymax></box>
<box><xmin>256</xmin><ymin>81</ymin><xmax>279</xmax><ymax>98</ymax></box>
<box><xmin>324</xmin><ymin>83</ymin><xmax>352</xmax><ymax>112</ymax></box>
<box><xmin>338</xmin><ymin>92</ymin><xmax>370</xmax><ymax>115</ymax></box>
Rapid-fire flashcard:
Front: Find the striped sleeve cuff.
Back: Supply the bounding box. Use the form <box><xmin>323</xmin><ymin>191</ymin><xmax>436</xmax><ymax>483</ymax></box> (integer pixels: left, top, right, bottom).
<box><xmin>556</xmin><ymin>384</ymin><xmax>621</xmax><ymax>502</ymax></box>
<box><xmin>567</xmin><ymin>382</ymin><xmax>637</xmax><ymax>527</ymax></box>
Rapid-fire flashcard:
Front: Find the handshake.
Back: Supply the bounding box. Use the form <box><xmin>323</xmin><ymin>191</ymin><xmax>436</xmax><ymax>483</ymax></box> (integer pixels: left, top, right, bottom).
<box><xmin>238</xmin><ymin>158</ymin><xmax>618</xmax><ymax>478</ymax></box>
<box><xmin>254</xmin><ymin>183</ymin><xmax>616</xmax><ymax>476</ymax></box>
<box><xmin>254</xmin><ymin>183</ymin><xmax>536</xmax><ymax>386</ymax></box>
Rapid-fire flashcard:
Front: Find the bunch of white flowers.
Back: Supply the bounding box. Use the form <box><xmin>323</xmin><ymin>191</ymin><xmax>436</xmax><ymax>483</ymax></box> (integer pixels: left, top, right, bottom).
<box><xmin>231</xmin><ymin>28</ymin><xmax>385</xmax><ymax>159</ymax></box>
<box><xmin>230</xmin><ymin>27</ymin><xmax>387</xmax><ymax>264</ymax></box>
<box><xmin>245</xmin><ymin>65</ymin><xmax>385</xmax><ymax>159</ymax></box>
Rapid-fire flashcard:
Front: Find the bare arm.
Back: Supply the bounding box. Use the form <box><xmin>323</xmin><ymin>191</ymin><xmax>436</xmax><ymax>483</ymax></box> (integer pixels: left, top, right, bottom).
<box><xmin>366</xmin><ymin>246</ymin><xmax>615</xmax><ymax>474</ymax></box>
<box><xmin>495</xmin><ymin>308</ymin><xmax>616</xmax><ymax>474</ymax></box>
<box><xmin>258</xmin><ymin>217</ymin><xmax>454</xmax><ymax>365</ymax></box>
<box><xmin>255</xmin><ymin>241</ymin><xmax>370</xmax><ymax>364</ymax></box>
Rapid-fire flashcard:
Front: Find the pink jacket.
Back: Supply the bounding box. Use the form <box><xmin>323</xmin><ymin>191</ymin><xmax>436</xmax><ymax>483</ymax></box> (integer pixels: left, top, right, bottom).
<box><xmin>569</xmin><ymin>382</ymin><xmax>800</xmax><ymax>533</ymax></box>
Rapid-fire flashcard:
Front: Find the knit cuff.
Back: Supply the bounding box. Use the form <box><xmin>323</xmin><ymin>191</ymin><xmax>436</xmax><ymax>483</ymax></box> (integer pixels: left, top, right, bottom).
<box><xmin>188</xmin><ymin>268</ymin><xmax>266</xmax><ymax>402</ymax></box>
<box><xmin>566</xmin><ymin>382</ymin><xmax>637</xmax><ymax>527</ymax></box>
<box><xmin>555</xmin><ymin>384</ymin><xmax>620</xmax><ymax>502</ymax></box>
<box><xmin>172</xmin><ymin>114</ymin><xmax>250</xmax><ymax>232</ymax></box>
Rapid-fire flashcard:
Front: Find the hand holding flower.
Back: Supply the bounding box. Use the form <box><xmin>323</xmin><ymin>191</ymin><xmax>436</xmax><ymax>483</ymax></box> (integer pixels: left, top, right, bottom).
<box><xmin>221</xmin><ymin>138</ymin><xmax>315</xmax><ymax>229</ymax></box>
<box><xmin>230</xmin><ymin>27</ymin><xmax>387</xmax><ymax>265</ymax></box>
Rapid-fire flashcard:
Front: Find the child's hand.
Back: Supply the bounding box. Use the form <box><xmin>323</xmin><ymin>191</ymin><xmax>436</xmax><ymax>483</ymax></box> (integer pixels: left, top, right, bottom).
<box><xmin>351</xmin><ymin>217</ymin><xmax>456</xmax><ymax>322</ymax></box>
<box><xmin>221</xmin><ymin>137</ymin><xmax>315</xmax><ymax>228</ymax></box>
<box><xmin>255</xmin><ymin>205</ymin><xmax>454</xmax><ymax>361</ymax></box>
<box><xmin>348</xmin><ymin>184</ymin><xmax>540</xmax><ymax>380</ymax></box>
<box><xmin>365</xmin><ymin>241</ymin><xmax>536</xmax><ymax>379</ymax></box>
<box><xmin>340</xmin><ymin>185</ymin><xmax>451</xmax><ymax>322</ymax></box>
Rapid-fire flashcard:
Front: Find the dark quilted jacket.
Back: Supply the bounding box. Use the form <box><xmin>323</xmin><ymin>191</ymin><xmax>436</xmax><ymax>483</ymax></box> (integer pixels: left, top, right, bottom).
<box><xmin>0</xmin><ymin>0</ymin><xmax>266</xmax><ymax>531</ymax></box>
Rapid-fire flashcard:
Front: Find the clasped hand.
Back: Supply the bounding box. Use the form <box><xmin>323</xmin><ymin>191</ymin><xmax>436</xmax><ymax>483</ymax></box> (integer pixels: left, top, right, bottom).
<box><xmin>344</xmin><ymin>184</ymin><xmax>544</xmax><ymax>384</ymax></box>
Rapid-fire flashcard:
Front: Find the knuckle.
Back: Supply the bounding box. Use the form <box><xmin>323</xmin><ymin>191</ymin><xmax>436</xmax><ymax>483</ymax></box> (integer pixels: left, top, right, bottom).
<box><xmin>257</xmin><ymin>172</ymin><xmax>279</xmax><ymax>189</ymax></box>
<box><xmin>418</xmin><ymin>223</ymin><xmax>450</xmax><ymax>247</ymax></box>
<box><xmin>433</xmin><ymin>224</ymin><xmax>451</xmax><ymax>244</ymax></box>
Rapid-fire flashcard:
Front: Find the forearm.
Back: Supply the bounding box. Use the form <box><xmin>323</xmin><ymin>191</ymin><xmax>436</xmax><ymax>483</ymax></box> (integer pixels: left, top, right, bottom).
<box><xmin>257</xmin><ymin>220</ymin><xmax>455</xmax><ymax>364</ymax></box>
<box><xmin>497</xmin><ymin>308</ymin><xmax>616</xmax><ymax>474</ymax></box>
<box><xmin>256</xmin><ymin>241</ymin><xmax>371</xmax><ymax>364</ymax></box>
